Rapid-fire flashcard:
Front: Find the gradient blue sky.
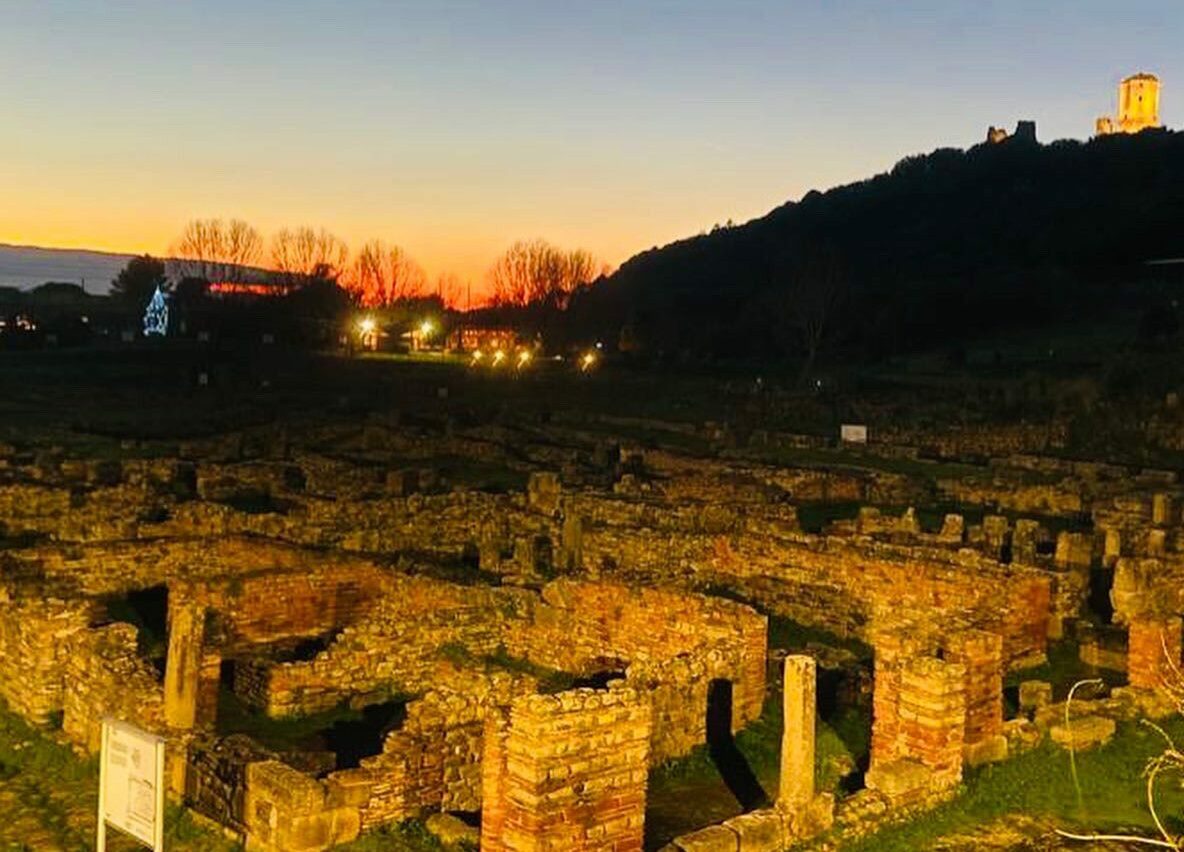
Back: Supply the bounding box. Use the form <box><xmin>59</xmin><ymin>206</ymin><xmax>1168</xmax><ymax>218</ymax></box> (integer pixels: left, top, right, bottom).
<box><xmin>0</xmin><ymin>0</ymin><xmax>1179</xmax><ymax>292</ymax></box>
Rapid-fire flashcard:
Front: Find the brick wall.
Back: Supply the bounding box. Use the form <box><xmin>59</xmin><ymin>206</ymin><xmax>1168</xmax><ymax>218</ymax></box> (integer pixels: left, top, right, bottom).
<box><xmin>1128</xmin><ymin>616</ymin><xmax>1183</xmax><ymax>690</ymax></box>
<box><xmin>481</xmin><ymin>687</ymin><xmax>651</xmax><ymax>852</ymax></box>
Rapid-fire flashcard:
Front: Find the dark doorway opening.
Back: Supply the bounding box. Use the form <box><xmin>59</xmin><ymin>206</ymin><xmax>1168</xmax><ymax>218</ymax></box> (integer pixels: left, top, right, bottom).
<box><xmin>1088</xmin><ymin>566</ymin><xmax>1115</xmax><ymax>623</ymax></box>
<box><xmin>323</xmin><ymin>701</ymin><xmax>407</xmax><ymax>770</ymax></box>
<box><xmin>571</xmin><ymin>670</ymin><xmax>626</xmax><ymax>690</ymax></box>
<box><xmin>102</xmin><ymin>584</ymin><xmax>169</xmax><ymax>673</ymax></box>
<box><xmin>705</xmin><ymin>679</ymin><xmax>768</xmax><ymax>811</ymax></box>
<box><xmin>461</xmin><ymin>541</ymin><xmax>481</xmax><ymax>571</ymax></box>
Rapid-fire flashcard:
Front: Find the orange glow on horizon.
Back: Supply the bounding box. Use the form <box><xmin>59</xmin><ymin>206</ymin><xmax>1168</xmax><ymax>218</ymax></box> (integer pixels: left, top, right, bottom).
<box><xmin>0</xmin><ymin>221</ymin><xmax>620</xmax><ymax>308</ymax></box>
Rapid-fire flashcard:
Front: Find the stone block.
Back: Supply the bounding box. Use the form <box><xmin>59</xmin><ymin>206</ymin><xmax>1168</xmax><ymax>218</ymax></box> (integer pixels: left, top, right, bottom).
<box><xmin>326</xmin><ymin>769</ymin><xmax>373</xmax><ymax>808</ymax></box>
<box><xmin>724</xmin><ymin>809</ymin><xmax>785</xmax><ymax>851</ymax></box>
<box><xmin>1018</xmin><ymin>680</ymin><xmax>1052</xmax><ymax>713</ymax></box>
<box><xmin>674</xmin><ymin>825</ymin><xmax>739</xmax><ymax>851</ymax></box>
<box><xmin>1002</xmin><ymin>717</ymin><xmax>1043</xmax><ymax>753</ymax></box>
<box><xmin>963</xmin><ymin>733</ymin><xmax>1007</xmax><ymax>766</ymax></box>
<box><xmin>864</xmin><ymin>758</ymin><xmax>932</xmax><ymax>800</ymax></box>
<box><xmin>1049</xmin><ymin>716</ymin><xmax>1116</xmax><ymax>751</ymax></box>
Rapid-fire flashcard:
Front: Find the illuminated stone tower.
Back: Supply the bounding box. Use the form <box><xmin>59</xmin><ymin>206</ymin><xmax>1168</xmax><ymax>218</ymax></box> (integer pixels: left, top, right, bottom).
<box><xmin>1096</xmin><ymin>73</ymin><xmax>1162</xmax><ymax>135</ymax></box>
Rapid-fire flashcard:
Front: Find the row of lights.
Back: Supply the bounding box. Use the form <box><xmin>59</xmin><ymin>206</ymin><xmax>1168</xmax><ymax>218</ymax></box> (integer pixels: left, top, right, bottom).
<box><xmin>354</xmin><ymin>315</ymin><xmax>600</xmax><ymax>373</ymax></box>
<box><xmin>467</xmin><ymin>347</ymin><xmax>599</xmax><ymax>373</ymax></box>
<box><xmin>356</xmin><ymin>317</ymin><xmax>436</xmax><ymax>337</ymax></box>
<box><xmin>470</xmin><ymin>347</ymin><xmax>533</xmax><ymax>369</ymax></box>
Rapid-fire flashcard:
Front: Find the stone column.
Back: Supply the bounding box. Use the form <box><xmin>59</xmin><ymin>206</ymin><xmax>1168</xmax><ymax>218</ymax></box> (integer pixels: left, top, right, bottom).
<box><xmin>1153</xmin><ymin>493</ymin><xmax>1173</xmax><ymax>526</ymax></box>
<box><xmin>164</xmin><ymin>603</ymin><xmax>206</xmax><ymax>731</ymax></box>
<box><xmin>780</xmin><ymin>655</ymin><xmax>816</xmax><ymax>807</ymax></box>
<box><xmin>560</xmin><ymin>512</ymin><xmax>583</xmax><ymax>572</ymax></box>
<box><xmin>1128</xmin><ymin>616</ymin><xmax>1183</xmax><ymax>691</ymax></box>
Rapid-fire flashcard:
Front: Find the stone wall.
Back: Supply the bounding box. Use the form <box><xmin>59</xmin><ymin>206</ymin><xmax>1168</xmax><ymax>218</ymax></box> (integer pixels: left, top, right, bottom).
<box><xmin>499</xmin><ymin>580</ymin><xmax>766</xmax><ymax>763</ymax></box>
<box><xmin>578</xmin><ymin>509</ymin><xmax>1048</xmax><ymax>668</ymax></box>
<box><xmin>0</xmin><ymin>592</ymin><xmax>95</xmax><ymax>724</ymax></box>
<box><xmin>61</xmin><ymin>623</ymin><xmax>166</xmax><ymax>752</ymax></box>
<box><xmin>867</xmin><ymin>624</ymin><xmax>1003</xmax><ymax>804</ymax></box>
<box><xmin>868</xmin><ymin>654</ymin><xmax>966</xmax><ymax>801</ymax></box>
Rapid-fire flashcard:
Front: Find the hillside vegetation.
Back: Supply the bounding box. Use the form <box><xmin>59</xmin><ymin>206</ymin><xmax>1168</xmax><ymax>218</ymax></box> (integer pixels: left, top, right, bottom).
<box><xmin>571</xmin><ymin>130</ymin><xmax>1184</xmax><ymax>363</ymax></box>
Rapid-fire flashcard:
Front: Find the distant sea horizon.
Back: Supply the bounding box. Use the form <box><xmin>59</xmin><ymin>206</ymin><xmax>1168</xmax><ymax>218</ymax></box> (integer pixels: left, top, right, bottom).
<box><xmin>0</xmin><ymin>243</ymin><xmax>135</xmax><ymax>294</ymax></box>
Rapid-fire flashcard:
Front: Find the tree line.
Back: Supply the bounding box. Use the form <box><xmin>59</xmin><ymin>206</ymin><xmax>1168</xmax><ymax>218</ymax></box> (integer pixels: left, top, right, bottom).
<box><xmin>110</xmin><ymin>218</ymin><xmax>608</xmax><ymax>313</ymax></box>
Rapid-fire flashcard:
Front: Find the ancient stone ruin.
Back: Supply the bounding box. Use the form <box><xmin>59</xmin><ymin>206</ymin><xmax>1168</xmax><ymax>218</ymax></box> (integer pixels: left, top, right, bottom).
<box><xmin>1</xmin><ymin>413</ymin><xmax>1182</xmax><ymax>849</ymax></box>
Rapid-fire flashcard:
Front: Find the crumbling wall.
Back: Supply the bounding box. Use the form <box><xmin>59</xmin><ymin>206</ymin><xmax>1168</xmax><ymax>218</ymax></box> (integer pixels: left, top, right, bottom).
<box><xmin>504</xmin><ymin>580</ymin><xmax>767</xmax><ymax>760</ymax></box>
<box><xmin>230</xmin><ymin>580</ymin><xmax>525</xmax><ymax>717</ymax></box>
<box><xmin>0</xmin><ymin>592</ymin><xmax>94</xmax><ymax>724</ymax></box>
<box><xmin>61</xmin><ymin>622</ymin><xmax>166</xmax><ymax>751</ymax></box>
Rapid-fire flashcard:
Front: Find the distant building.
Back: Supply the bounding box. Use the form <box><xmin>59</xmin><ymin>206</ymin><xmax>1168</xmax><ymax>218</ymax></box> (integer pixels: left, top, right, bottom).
<box><xmin>207</xmin><ymin>281</ymin><xmax>289</xmax><ymax>297</ymax></box>
<box><xmin>1096</xmin><ymin>73</ymin><xmax>1162</xmax><ymax>135</ymax></box>
<box><xmin>986</xmin><ymin>126</ymin><xmax>1009</xmax><ymax>144</ymax></box>
<box><xmin>447</xmin><ymin>326</ymin><xmax>516</xmax><ymax>353</ymax></box>
<box><xmin>984</xmin><ymin>120</ymin><xmax>1037</xmax><ymax>145</ymax></box>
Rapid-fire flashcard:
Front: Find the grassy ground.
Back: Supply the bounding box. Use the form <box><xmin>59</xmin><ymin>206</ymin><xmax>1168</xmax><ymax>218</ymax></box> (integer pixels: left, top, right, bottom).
<box><xmin>6</xmin><ymin>688</ymin><xmax>1180</xmax><ymax>852</ymax></box>
<box><xmin>644</xmin><ymin>687</ymin><xmax>872</xmax><ymax>850</ymax></box>
<box><xmin>0</xmin><ymin>700</ymin><xmax>235</xmax><ymax>851</ymax></box>
<box><xmin>842</xmin><ymin>717</ymin><xmax>1184</xmax><ymax>851</ymax></box>
<box><xmin>645</xmin><ymin>614</ymin><xmax>876</xmax><ymax>849</ymax></box>
<box><xmin>1004</xmin><ymin>639</ymin><xmax>1128</xmax><ymax>704</ymax></box>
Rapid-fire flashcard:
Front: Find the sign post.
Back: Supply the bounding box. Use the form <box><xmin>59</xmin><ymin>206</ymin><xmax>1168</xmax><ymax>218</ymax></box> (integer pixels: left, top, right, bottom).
<box><xmin>840</xmin><ymin>423</ymin><xmax>868</xmax><ymax>445</ymax></box>
<box><xmin>97</xmin><ymin>719</ymin><xmax>165</xmax><ymax>852</ymax></box>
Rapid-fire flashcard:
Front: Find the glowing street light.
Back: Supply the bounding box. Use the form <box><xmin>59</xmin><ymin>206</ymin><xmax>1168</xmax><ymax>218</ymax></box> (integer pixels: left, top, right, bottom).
<box><xmin>358</xmin><ymin>316</ymin><xmax>376</xmax><ymax>335</ymax></box>
<box><xmin>419</xmin><ymin>319</ymin><xmax>435</xmax><ymax>337</ymax></box>
<box><xmin>580</xmin><ymin>351</ymin><xmax>598</xmax><ymax>372</ymax></box>
<box><xmin>491</xmin><ymin>349</ymin><xmax>507</xmax><ymax>367</ymax></box>
<box><xmin>516</xmin><ymin>349</ymin><xmax>532</xmax><ymax>369</ymax></box>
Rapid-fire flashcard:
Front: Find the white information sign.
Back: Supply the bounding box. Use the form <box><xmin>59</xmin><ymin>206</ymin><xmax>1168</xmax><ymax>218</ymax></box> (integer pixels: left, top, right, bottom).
<box><xmin>840</xmin><ymin>424</ymin><xmax>868</xmax><ymax>444</ymax></box>
<box><xmin>97</xmin><ymin>719</ymin><xmax>165</xmax><ymax>851</ymax></box>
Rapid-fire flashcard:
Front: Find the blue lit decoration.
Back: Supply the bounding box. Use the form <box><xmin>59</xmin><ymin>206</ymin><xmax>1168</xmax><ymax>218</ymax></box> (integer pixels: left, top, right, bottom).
<box><xmin>143</xmin><ymin>285</ymin><xmax>169</xmax><ymax>336</ymax></box>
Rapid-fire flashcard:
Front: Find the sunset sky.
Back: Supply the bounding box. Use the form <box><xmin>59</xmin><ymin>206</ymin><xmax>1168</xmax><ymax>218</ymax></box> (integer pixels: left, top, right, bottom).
<box><xmin>1</xmin><ymin>1</ymin><xmax>1180</xmax><ymax>295</ymax></box>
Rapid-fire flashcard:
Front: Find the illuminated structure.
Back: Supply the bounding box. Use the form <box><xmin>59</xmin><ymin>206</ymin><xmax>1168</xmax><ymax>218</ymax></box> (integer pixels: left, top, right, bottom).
<box><xmin>143</xmin><ymin>286</ymin><xmax>168</xmax><ymax>336</ymax></box>
<box><xmin>1096</xmin><ymin>73</ymin><xmax>1162</xmax><ymax>135</ymax></box>
<box><xmin>447</xmin><ymin>326</ymin><xmax>516</xmax><ymax>353</ymax></box>
<box><xmin>984</xmin><ymin>120</ymin><xmax>1037</xmax><ymax>145</ymax></box>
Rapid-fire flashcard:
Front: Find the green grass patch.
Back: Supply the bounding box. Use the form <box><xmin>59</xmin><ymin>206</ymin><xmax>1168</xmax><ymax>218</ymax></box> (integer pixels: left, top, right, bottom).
<box><xmin>766</xmin><ymin>615</ymin><xmax>873</xmax><ymax>662</ymax></box>
<box><xmin>337</xmin><ymin>819</ymin><xmax>450</xmax><ymax>851</ymax></box>
<box><xmin>437</xmin><ymin>643</ymin><xmax>579</xmax><ymax>694</ymax></box>
<box><xmin>0</xmin><ymin>698</ymin><xmax>236</xmax><ymax>850</ymax></box>
<box><xmin>842</xmin><ymin>716</ymin><xmax>1184</xmax><ymax>851</ymax></box>
<box><xmin>214</xmin><ymin>687</ymin><xmax>404</xmax><ymax>754</ymax></box>
<box><xmin>1004</xmin><ymin>639</ymin><xmax>1127</xmax><ymax>702</ymax></box>
<box><xmin>645</xmin><ymin>686</ymin><xmax>872</xmax><ymax>849</ymax></box>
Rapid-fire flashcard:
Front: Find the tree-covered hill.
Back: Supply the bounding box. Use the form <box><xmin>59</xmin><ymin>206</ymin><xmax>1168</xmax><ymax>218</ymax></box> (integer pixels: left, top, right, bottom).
<box><xmin>570</xmin><ymin>130</ymin><xmax>1184</xmax><ymax>362</ymax></box>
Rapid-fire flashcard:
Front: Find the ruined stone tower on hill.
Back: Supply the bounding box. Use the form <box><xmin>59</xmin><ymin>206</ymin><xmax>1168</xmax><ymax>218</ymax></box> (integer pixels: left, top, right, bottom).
<box><xmin>1096</xmin><ymin>73</ymin><xmax>1162</xmax><ymax>135</ymax></box>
